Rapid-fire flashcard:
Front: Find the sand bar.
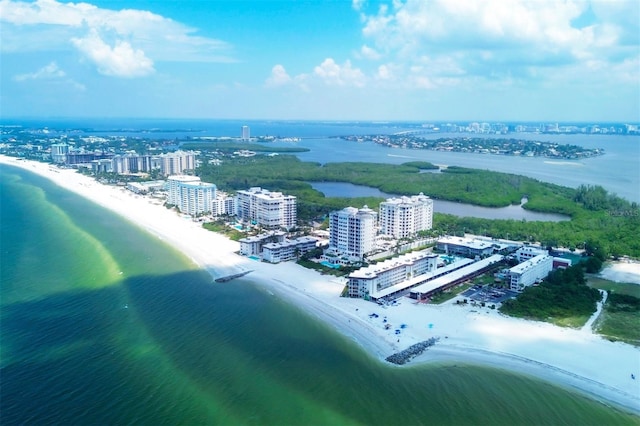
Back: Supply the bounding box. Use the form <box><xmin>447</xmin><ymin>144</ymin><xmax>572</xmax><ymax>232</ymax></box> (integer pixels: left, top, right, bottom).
<box><xmin>2</xmin><ymin>155</ymin><xmax>639</xmax><ymax>415</ymax></box>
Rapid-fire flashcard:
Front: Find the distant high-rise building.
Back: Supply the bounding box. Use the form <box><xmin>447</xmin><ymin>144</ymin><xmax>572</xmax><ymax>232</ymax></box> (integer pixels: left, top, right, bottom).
<box><xmin>241</xmin><ymin>125</ymin><xmax>250</xmax><ymax>141</ymax></box>
<box><xmin>157</xmin><ymin>150</ymin><xmax>196</xmax><ymax>176</ymax></box>
<box><xmin>50</xmin><ymin>143</ymin><xmax>69</xmax><ymax>163</ymax></box>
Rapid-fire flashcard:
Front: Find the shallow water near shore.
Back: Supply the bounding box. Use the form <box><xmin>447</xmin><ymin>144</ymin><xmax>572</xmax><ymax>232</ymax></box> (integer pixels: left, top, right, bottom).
<box><xmin>1</xmin><ymin>165</ymin><xmax>637</xmax><ymax>425</ymax></box>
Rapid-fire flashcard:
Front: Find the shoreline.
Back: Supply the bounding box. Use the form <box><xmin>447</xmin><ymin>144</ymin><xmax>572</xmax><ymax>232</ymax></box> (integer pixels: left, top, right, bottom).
<box><xmin>2</xmin><ymin>156</ymin><xmax>639</xmax><ymax>416</ymax></box>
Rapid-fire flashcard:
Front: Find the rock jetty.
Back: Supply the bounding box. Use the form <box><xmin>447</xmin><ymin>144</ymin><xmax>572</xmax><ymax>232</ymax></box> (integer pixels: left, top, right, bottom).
<box><xmin>386</xmin><ymin>337</ymin><xmax>440</xmax><ymax>365</ymax></box>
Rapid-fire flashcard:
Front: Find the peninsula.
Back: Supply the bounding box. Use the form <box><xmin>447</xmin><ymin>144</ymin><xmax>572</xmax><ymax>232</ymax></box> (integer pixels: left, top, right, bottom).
<box><xmin>339</xmin><ymin>134</ymin><xmax>604</xmax><ymax>159</ymax></box>
<box><xmin>1</xmin><ymin>155</ymin><xmax>638</xmax><ymax>416</ymax></box>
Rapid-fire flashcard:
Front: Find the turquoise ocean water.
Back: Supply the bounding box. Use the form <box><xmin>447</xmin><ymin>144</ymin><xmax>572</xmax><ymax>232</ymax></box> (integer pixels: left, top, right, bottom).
<box><xmin>1</xmin><ymin>164</ymin><xmax>637</xmax><ymax>425</ymax></box>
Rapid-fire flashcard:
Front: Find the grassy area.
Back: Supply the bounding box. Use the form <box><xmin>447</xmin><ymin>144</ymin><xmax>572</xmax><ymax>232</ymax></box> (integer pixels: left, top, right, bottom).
<box><xmin>596</xmin><ymin>310</ymin><xmax>640</xmax><ymax>345</ymax></box>
<box><xmin>430</xmin><ymin>283</ymin><xmax>473</xmax><ymax>304</ymax></box>
<box><xmin>586</xmin><ymin>275</ymin><xmax>640</xmax><ymax>298</ymax></box>
<box><xmin>551</xmin><ymin>315</ymin><xmax>591</xmax><ymax>328</ymax></box>
<box><xmin>594</xmin><ymin>292</ymin><xmax>640</xmax><ymax>346</ymax></box>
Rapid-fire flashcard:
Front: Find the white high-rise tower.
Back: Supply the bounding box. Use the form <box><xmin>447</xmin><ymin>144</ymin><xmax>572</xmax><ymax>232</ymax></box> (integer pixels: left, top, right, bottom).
<box><xmin>241</xmin><ymin>125</ymin><xmax>250</xmax><ymax>141</ymax></box>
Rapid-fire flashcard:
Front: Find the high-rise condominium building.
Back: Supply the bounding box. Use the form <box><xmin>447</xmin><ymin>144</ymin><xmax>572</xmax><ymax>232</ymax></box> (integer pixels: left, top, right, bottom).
<box><xmin>241</xmin><ymin>125</ymin><xmax>250</xmax><ymax>141</ymax></box>
<box><xmin>235</xmin><ymin>187</ymin><xmax>297</xmax><ymax>230</ymax></box>
<box><xmin>158</xmin><ymin>150</ymin><xmax>196</xmax><ymax>176</ymax></box>
<box><xmin>328</xmin><ymin>206</ymin><xmax>377</xmax><ymax>260</ymax></box>
<box><xmin>50</xmin><ymin>143</ymin><xmax>69</xmax><ymax>163</ymax></box>
<box><xmin>379</xmin><ymin>193</ymin><xmax>433</xmax><ymax>239</ymax></box>
<box><xmin>167</xmin><ymin>175</ymin><xmax>217</xmax><ymax>216</ymax></box>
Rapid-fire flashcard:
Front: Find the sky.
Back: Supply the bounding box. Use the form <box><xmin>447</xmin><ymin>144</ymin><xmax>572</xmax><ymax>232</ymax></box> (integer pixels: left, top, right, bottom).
<box><xmin>1</xmin><ymin>0</ymin><xmax>639</xmax><ymax>121</ymax></box>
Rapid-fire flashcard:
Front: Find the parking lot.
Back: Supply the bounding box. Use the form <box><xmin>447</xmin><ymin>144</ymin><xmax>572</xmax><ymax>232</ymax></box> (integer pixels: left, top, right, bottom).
<box><xmin>462</xmin><ymin>285</ymin><xmax>518</xmax><ymax>304</ymax></box>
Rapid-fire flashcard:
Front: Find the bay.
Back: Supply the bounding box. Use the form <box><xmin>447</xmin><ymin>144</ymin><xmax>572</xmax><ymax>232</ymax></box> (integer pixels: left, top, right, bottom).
<box><xmin>282</xmin><ymin>134</ymin><xmax>640</xmax><ymax>203</ymax></box>
<box><xmin>1</xmin><ymin>164</ymin><xmax>637</xmax><ymax>424</ymax></box>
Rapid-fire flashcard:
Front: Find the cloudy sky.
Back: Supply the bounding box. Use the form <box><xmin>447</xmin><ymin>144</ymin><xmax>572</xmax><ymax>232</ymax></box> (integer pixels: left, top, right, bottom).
<box><xmin>1</xmin><ymin>0</ymin><xmax>638</xmax><ymax>121</ymax></box>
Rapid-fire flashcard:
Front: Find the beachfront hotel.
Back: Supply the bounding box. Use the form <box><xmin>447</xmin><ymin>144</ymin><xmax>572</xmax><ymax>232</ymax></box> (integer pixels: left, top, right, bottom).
<box><xmin>167</xmin><ymin>175</ymin><xmax>217</xmax><ymax>216</ymax></box>
<box><xmin>508</xmin><ymin>254</ymin><xmax>553</xmax><ymax>292</ymax></box>
<box><xmin>378</xmin><ymin>193</ymin><xmax>433</xmax><ymax>239</ymax></box>
<box><xmin>325</xmin><ymin>206</ymin><xmax>377</xmax><ymax>262</ymax></box>
<box><xmin>235</xmin><ymin>187</ymin><xmax>297</xmax><ymax>230</ymax></box>
<box><xmin>347</xmin><ymin>250</ymin><xmax>438</xmax><ymax>299</ymax></box>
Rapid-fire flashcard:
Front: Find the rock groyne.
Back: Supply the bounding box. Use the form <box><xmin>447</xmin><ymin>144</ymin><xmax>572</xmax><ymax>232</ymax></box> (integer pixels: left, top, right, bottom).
<box><xmin>386</xmin><ymin>337</ymin><xmax>440</xmax><ymax>365</ymax></box>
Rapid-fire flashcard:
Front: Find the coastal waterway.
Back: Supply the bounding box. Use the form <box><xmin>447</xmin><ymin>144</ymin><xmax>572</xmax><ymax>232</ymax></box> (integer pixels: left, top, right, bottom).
<box><xmin>310</xmin><ymin>181</ymin><xmax>569</xmax><ymax>221</ymax></box>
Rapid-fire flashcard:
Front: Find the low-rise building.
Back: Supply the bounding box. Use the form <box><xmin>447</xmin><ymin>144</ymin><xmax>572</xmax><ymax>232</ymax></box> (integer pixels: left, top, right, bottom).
<box><xmin>262</xmin><ymin>236</ymin><xmax>318</xmax><ymax>263</ymax></box>
<box><xmin>508</xmin><ymin>254</ymin><xmax>553</xmax><ymax>292</ymax></box>
<box><xmin>347</xmin><ymin>250</ymin><xmax>439</xmax><ymax>300</ymax></box>
<box><xmin>515</xmin><ymin>246</ymin><xmax>548</xmax><ymax>262</ymax></box>
<box><xmin>410</xmin><ymin>255</ymin><xmax>504</xmax><ymax>300</ymax></box>
<box><xmin>126</xmin><ymin>180</ymin><xmax>166</xmax><ymax>194</ymax></box>
<box><xmin>436</xmin><ymin>236</ymin><xmax>496</xmax><ymax>258</ymax></box>
<box><xmin>239</xmin><ymin>231</ymin><xmax>286</xmax><ymax>256</ymax></box>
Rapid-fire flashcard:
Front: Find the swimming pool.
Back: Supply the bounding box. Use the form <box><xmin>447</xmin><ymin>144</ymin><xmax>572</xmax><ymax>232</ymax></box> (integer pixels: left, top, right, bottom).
<box><xmin>320</xmin><ymin>260</ymin><xmax>340</xmax><ymax>269</ymax></box>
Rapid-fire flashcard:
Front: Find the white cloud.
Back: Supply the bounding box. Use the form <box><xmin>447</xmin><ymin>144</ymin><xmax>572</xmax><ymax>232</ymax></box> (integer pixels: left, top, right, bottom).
<box><xmin>359</xmin><ymin>44</ymin><xmax>381</xmax><ymax>60</ymax></box>
<box><xmin>72</xmin><ymin>30</ymin><xmax>154</xmax><ymax>77</ymax></box>
<box><xmin>14</xmin><ymin>61</ymin><xmax>65</xmax><ymax>81</ymax></box>
<box><xmin>13</xmin><ymin>61</ymin><xmax>86</xmax><ymax>90</ymax></box>
<box><xmin>357</xmin><ymin>0</ymin><xmax>639</xmax><ymax>90</ymax></box>
<box><xmin>265</xmin><ymin>64</ymin><xmax>292</xmax><ymax>87</ymax></box>
<box><xmin>0</xmin><ymin>0</ymin><xmax>233</xmax><ymax>78</ymax></box>
<box><xmin>313</xmin><ymin>58</ymin><xmax>366</xmax><ymax>87</ymax></box>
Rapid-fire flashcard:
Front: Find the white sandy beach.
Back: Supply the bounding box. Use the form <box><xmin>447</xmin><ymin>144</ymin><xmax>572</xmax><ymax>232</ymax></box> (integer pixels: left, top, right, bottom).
<box><xmin>2</xmin><ymin>155</ymin><xmax>639</xmax><ymax>415</ymax></box>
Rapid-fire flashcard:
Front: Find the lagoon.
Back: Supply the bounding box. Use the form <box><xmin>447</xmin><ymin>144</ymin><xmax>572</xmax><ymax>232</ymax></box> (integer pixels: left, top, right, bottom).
<box><xmin>310</xmin><ymin>181</ymin><xmax>570</xmax><ymax>221</ymax></box>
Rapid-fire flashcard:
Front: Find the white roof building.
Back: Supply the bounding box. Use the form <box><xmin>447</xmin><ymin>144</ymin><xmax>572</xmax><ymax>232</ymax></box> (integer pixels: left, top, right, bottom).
<box><xmin>515</xmin><ymin>246</ymin><xmax>549</xmax><ymax>262</ymax></box>
<box><xmin>509</xmin><ymin>254</ymin><xmax>553</xmax><ymax>292</ymax></box>
<box><xmin>348</xmin><ymin>250</ymin><xmax>439</xmax><ymax>300</ymax></box>
<box><xmin>436</xmin><ymin>236</ymin><xmax>497</xmax><ymax>257</ymax></box>
<box><xmin>262</xmin><ymin>237</ymin><xmax>318</xmax><ymax>263</ymax></box>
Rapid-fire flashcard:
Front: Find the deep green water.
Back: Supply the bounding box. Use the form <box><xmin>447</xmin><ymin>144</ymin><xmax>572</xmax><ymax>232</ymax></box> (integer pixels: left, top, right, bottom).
<box><xmin>1</xmin><ymin>164</ymin><xmax>637</xmax><ymax>425</ymax></box>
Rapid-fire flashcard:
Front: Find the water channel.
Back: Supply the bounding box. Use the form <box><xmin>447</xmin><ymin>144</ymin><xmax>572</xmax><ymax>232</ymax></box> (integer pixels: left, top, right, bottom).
<box><xmin>309</xmin><ymin>181</ymin><xmax>569</xmax><ymax>221</ymax></box>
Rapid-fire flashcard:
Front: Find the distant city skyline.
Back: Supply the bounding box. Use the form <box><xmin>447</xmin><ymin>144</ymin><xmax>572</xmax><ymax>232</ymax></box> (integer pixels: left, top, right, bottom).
<box><xmin>1</xmin><ymin>0</ymin><xmax>638</xmax><ymax>122</ymax></box>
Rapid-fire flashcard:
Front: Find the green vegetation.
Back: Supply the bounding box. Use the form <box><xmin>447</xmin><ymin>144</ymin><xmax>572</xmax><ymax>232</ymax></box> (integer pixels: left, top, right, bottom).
<box><xmin>595</xmin><ymin>293</ymin><xmax>640</xmax><ymax>345</ymax></box>
<box><xmin>182</xmin><ymin>142</ymin><xmax>309</xmax><ymax>153</ymax></box>
<box><xmin>195</xmin><ymin>154</ymin><xmax>640</xmax><ymax>258</ymax></box>
<box><xmin>430</xmin><ymin>283</ymin><xmax>473</xmax><ymax>304</ymax></box>
<box><xmin>202</xmin><ymin>220</ymin><xmax>244</xmax><ymax>241</ymax></box>
<box><xmin>500</xmin><ymin>265</ymin><xmax>602</xmax><ymax>327</ymax></box>
<box><xmin>295</xmin><ymin>258</ymin><xmax>358</xmax><ymax>277</ymax></box>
